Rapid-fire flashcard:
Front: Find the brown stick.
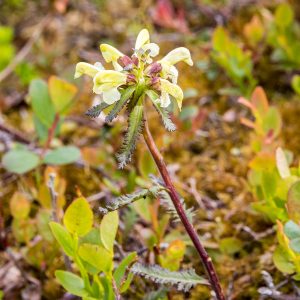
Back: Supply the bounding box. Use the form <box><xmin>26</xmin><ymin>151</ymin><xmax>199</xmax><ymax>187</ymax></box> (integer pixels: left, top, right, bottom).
<box><xmin>0</xmin><ymin>121</ymin><xmax>32</xmax><ymax>144</ymax></box>
<box><xmin>143</xmin><ymin>118</ymin><xmax>225</xmax><ymax>300</ymax></box>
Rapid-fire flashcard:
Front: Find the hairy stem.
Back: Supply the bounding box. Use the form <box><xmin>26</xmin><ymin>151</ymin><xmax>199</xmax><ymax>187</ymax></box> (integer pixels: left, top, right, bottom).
<box><xmin>143</xmin><ymin>118</ymin><xmax>225</xmax><ymax>300</ymax></box>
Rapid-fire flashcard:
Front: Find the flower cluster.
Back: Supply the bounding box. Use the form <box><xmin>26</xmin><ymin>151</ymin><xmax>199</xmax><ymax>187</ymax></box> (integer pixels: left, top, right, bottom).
<box><xmin>75</xmin><ymin>28</ymin><xmax>193</xmax><ymax>167</ymax></box>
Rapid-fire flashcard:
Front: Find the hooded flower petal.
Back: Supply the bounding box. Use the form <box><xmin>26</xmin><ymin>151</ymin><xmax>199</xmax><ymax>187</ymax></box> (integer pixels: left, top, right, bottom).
<box><xmin>160</xmin><ymin>47</ymin><xmax>193</xmax><ymax>66</ymax></box>
<box><xmin>100</xmin><ymin>44</ymin><xmax>124</xmax><ymax>71</ymax></box>
<box><xmin>100</xmin><ymin>44</ymin><xmax>124</xmax><ymax>63</ymax></box>
<box><xmin>135</xmin><ymin>29</ymin><xmax>150</xmax><ymax>50</ymax></box>
<box><xmin>94</xmin><ymin>70</ymin><xmax>127</xmax><ymax>86</ymax></box>
<box><xmin>160</xmin><ymin>64</ymin><xmax>179</xmax><ymax>84</ymax></box>
<box><xmin>93</xmin><ymin>70</ymin><xmax>127</xmax><ymax>104</ymax></box>
<box><xmin>160</xmin><ymin>79</ymin><xmax>184</xmax><ymax>110</ymax></box>
<box><xmin>74</xmin><ymin>62</ymin><xmax>104</xmax><ymax>79</ymax></box>
<box><xmin>143</xmin><ymin>43</ymin><xmax>160</xmax><ymax>57</ymax></box>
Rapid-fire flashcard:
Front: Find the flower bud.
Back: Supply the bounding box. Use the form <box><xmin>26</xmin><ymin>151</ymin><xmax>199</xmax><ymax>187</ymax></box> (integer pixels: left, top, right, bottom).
<box><xmin>126</xmin><ymin>73</ymin><xmax>136</xmax><ymax>84</ymax></box>
<box><xmin>132</xmin><ymin>55</ymin><xmax>139</xmax><ymax>66</ymax></box>
<box><xmin>118</xmin><ymin>55</ymin><xmax>133</xmax><ymax>68</ymax></box>
<box><xmin>150</xmin><ymin>76</ymin><xmax>160</xmax><ymax>90</ymax></box>
<box><xmin>147</xmin><ymin>62</ymin><xmax>162</xmax><ymax>75</ymax></box>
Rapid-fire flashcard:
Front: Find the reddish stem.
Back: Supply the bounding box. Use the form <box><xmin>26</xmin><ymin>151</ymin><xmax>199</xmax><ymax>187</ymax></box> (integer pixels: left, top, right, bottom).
<box><xmin>143</xmin><ymin>118</ymin><xmax>225</xmax><ymax>300</ymax></box>
<box><xmin>41</xmin><ymin>113</ymin><xmax>60</xmax><ymax>157</ymax></box>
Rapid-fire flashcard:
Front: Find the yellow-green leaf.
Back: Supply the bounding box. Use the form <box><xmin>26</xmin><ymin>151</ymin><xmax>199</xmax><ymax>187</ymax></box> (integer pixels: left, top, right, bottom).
<box><xmin>63</xmin><ymin>197</ymin><xmax>93</xmax><ymax>236</ymax></box>
<box><xmin>275</xmin><ymin>3</ymin><xmax>294</xmax><ymax>29</ymax></box>
<box><xmin>49</xmin><ymin>222</ymin><xmax>75</xmax><ymax>257</ymax></box>
<box><xmin>49</xmin><ymin>76</ymin><xmax>78</xmax><ymax>114</ymax></box>
<box><xmin>287</xmin><ymin>181</ymin><xmax>300</xmax><ymax>222</ymax></box>
<box><xmin>78</xmin><ymin>243</ymin><xmax>112</xmax><ymax>274</ymax></box>
<box><xmin>100</xmin><ymin>211</ymin><xmax>119</xmax><ymax>253</ymax></box>
<box><xmin>273</xmin><ymin>246</ymin><xmax>295</xmax><ymax>274</ymax></box>
<box><xmin>55</xmin><ymin>270</ymin><xmax>89</xmax><ymax>297</ymax></box>
<box><xmin>10</xmin><ymin>191</ymin><xmax>30</xmax><ymax>219</ymax></box>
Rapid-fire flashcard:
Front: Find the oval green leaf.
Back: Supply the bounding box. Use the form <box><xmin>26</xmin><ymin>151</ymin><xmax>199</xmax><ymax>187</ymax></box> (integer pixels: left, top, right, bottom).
<box><xmin>78</xmin><ymin>243</ymin><xmax>112</xmax><ymax>274</ymax></box>
<box><xmin>29</xmin><ymin>79</ymin><xmax>55</xmax><ymax>128</ymax></box>
<box><xmin>100</xmin><ymin>211</ymin><xmax>119</xmax><ymax>253</ymax></box>
<box><xmin>55</xmin><ymin>270</ymin><xmax>88</xmax><ymax>297</ymax></box>
<box><xmin>2</xmin><ymin>149</ymin><xmax>40</xmax><ymax>174</ymax></box>
<box><xmin>63</xmin><ymin>197</ymin><xmax>93</xmax><ymax>236</ymax></box>
<box><xmin>43</xmin><ymin>146</ymin><xmax>81</xmax><ymax>165</ymax></box>
<box><xmin>49</xmin><ymin>222</ymin><xmax>75</xmax><ymax>257</ymax></box>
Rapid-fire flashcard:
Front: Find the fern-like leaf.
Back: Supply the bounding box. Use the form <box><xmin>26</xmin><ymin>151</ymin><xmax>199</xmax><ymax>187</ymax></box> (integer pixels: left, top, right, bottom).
<box><xmin>147</xmin><ymin>90</ymin><xmax>176</xmax><ymax>132</ymax></box>
<box><xmin>117</xmin><ymin>104</ymin><xmax>144</xmax><ymax>168</ymax></box>
<box><xmin>152</xmin><ymin>101</ymin><xmax>176</xmax><ymax>131</ymax></box>
<box><xmin>158</xmin><ymin>190</ymin><xmax>195</xmax><ymax>224</ymax></box>
<box><xmin>131</xmin><ymin>263</ymin><xmax>209</xmax><ymax>292</ymax></box>
<box><xmin>99</xmin><ymin>186</ymin><xmax>164</xmax><ymax>214</ymax></box>
<box><xmin>86</xmin><ymin>102</ymin><xmax>111</xmax><ymax>118</ymax></box>
<box><xmin>149</xmin><ymin>175</ymin><xmax>195</xmax><ymax>223</ymax></box>
<box><xmin>105</xmin><ymin>86</ymin><xmax>135</xmax><ymax>123</ymax></box>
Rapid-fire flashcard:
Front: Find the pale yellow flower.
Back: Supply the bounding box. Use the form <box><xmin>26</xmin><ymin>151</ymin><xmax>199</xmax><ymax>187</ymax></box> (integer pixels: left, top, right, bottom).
<box><xmin>93</xmin><ymin>70</ymin><xmax>127</xmax><ymax>104</ymax></box>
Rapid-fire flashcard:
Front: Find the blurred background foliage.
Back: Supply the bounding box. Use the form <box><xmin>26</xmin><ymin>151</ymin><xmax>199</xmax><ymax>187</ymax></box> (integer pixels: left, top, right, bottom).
<box><xmin>1</xmin><ymin>0</ymin><xmax>300</xmax><ymax>299</ymax></box>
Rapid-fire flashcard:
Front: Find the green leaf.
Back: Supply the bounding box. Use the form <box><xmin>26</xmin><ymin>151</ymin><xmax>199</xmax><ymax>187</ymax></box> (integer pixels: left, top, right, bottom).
<box><xmin>273</xmin><ymin>246</ymin><xmax>295</xmax><ymax>274</ymax></box>
<box><xmin>43</xmin><ymin>146</ymin><xmax>81</xmax><ymax>165</ymax></box>
<box><xmin>113</xmin><ymin>252</ymin><xmax>137</xmax><ymax>288</ymax></box>
<box><xmin>220</xmin><ymin>237</ymin><xmax>243</xmax><ymax>255</ymax></box>
<box><xmin>100</xmin><ymin>277</ymin><xmax>114</xmax><ymax>300</ymax></box>
<box><xmin>29</xmin><ymin>79</ymin><xmax>55</xmax><ymax>128</ymax></box>
<box><xmin>63</xmin><ymin>197</ymin><xmax>93</xmax><ymax>236</ymax></box>
<box><xmin>78</xmin><ymin>243</ymin><xmax>112</xmax><ymax>273</ymax></box>
<box><xmin>105</xmin><ymin>86</ymin><xmax>135</xmax><ymax>122</ymax></box>
<box><xmin>55</xmin><ymin>270</ymin><xmax>89</xmax><ymax>297</ymax></box>
<box><xmin>100</xmin><ymin>211</ymin><xmax>119</xmax><ymax>253</ymax></box>
<box><xmin>287</xmin><ymin>181</ymin><xmax>300</xmax><ymax>222</ymax></box>
<box><xmin>292</xmin><ymin>75</ymin><xmax>300</xmax><ymax>95</ymax></box>
<box><xmin>99</xmin><ymin>187</ymin><xmax>162</xmax><ymax>215</ymax></box>
<box><xmin>2</xmin><ymin>149</ymin><xmax>40</xmax><ymax>174</ymax></box>
<box><xmin>284</xmin><ymin>220</ymin><xmax>300</xmax><ymax>240</ymax></box>
<box><xmin>290</xmin><ymin>238</ymin><xmax>300</xmax><ymax>253</ymax></box>
<box><xmin>275</xmin><ymin>3</ymin><xmax>294</xmax><ymax>28</ymax></box>
<box><xmin>117</xmin><ymin>104</ymin><xmax>144</xmax><ymax>168</ymax></box>
<box><xmin>179</xmin><ymin>105</ymin><xmax>198</xmax><ymax>121</ymax></box>
<box><xmin>120</xmin><ymin>272</ymin><xmax>134</xmax><ymax>293</ymax></box>
<box><xmin>0</xmin><ymin>26</ymin><xmax>13</xmax><ymax>43</ymax></box>
<box><xmin>158</xmin><ymin>188</ymin><xmax>195</xmax><ymax>224</ymax></box>
<box><xmin>131</xmin><ymin>263</ymin><xmax>209</xmax><ymax>292</ymax></box>
<box><xmin>261</xmin><ymin>171</ymin><xmax>277</xmax><ymax>200</ymax></box>
<box><xmin>49</xmin><ymin>222</ymin><xmax>74</xmax><ymax>257</ymax></box>
<box><xmin>212</xmin><ymin>26</ymin><xmax>227</xmax><ymax>52</ymax></box>
<box><xmin>80</xmin><ymin>228</ymin><xmax>102</xmax><ymax>246</ymax></box>
<box><xmin>86</xmin><ymin>102</ymin><xmax>111</xmax><ymax>118</ymax></box>
<box><xmin>262</xmin><ymin>107</ymin><xmax>282</xmax><ymax>139</ymax></box>
<box><xmin>153</xmin><ymin>101</ymin><xmax>176</xmax><ymax>131</ymax></box>
<box><xmin>147</xmin><ymin>90</ymin><xmax>176</xmax><ymax>131</ymax></box>
<box><xmin>138</xmin><ymin>151</ymin><xmax>157</xmax><ymax>178</ymax></box>
<box><xmin>48</xmin><ymin>76</ymin><xmax>78</xmax><ymax>114</ymax></box>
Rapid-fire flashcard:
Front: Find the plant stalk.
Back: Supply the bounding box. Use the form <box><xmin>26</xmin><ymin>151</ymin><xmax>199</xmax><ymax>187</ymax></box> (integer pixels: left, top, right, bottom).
<box><xmin>143</xmin><ymin>118</ymin><xmax>225</xmax><ymax>300</ymax></box>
